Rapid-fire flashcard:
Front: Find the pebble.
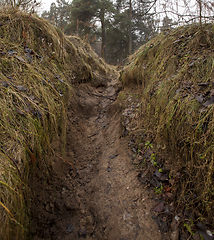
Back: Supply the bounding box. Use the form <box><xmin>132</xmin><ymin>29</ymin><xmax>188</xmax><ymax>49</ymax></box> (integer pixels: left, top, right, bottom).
<box><xmin>132</xmin><ymin>148</ymin><xmax>137</xmax><ymax>153</ymax></box>
<box><xmin>66</xmin><ymin>224</ymin><xmax>74</xmax><ymax>233</ymax></box>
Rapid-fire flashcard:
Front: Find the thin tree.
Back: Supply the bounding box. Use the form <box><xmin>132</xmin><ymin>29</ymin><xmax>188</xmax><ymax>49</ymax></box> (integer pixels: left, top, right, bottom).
<box><xmin>1</xmin><ymin>0</ymin><xmax>41</xmax><ymax>11</ymax></box>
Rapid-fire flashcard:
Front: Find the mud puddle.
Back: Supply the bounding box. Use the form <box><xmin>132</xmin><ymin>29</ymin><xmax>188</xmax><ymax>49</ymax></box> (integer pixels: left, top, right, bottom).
<box><xmin>30</xmin><ymin>77</ymin><xmax>165</xmax><ymax>240</ymax></box>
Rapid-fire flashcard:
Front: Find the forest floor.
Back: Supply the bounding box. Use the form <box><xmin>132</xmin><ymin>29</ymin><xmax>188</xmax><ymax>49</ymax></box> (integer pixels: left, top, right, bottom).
<box><xmin>30</xmin><ymin>75</ymin><xmax>172</xmax><ymax>240</ymax></box>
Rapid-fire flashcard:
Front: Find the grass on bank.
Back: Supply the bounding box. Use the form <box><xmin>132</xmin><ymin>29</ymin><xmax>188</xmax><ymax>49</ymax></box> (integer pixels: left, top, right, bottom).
<box><xmin>0</xmin><ymin>8</ymin><xmax>112</xmax><ymax>239</ymax></box>
<box><xmin>121</xmin><ymin>23</ymin><xmax>214</xmax><ymax>226</ymax></box>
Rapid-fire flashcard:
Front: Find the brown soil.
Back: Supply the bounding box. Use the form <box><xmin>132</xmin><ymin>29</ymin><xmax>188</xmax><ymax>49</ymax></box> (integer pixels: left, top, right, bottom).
<box><xmin>30</xmin><ymin>76</ymin><xmax>168</xmax><ymax>240</ymax></box>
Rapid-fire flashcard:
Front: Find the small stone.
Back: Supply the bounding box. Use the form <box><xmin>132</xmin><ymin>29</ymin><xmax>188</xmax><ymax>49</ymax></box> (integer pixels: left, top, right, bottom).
<box><xmin>45</xmin><ymin>204</ymin><xmax>50</xmax><ymax>212</ymax></box>
<box><xmin>128</xmin><ymin>141</ymin><xmax>135</xmax><ymax>146</ymax></box>
<box><xmin>66</xmin><ymin>224</ymin><xmax>74</xmax><ymax>233</ymax></box>
<box><xmin>132</xmin><ymin>147</ymin><xmax>137</xmax><ymax>153</ymax></box>
<box><xmin>206</xmin><ymin>230</ymin><xmax>213</xmax><ymax>237</ymax></box>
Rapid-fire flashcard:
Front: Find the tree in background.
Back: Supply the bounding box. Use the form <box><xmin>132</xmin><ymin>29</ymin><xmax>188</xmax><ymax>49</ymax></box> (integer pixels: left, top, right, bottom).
<box><xmin>41</xmin><ymin>3</ymin><xmax>58</xmax><ymax>25</ymax></box>
<box><xmin>41</xmin><ymin>0</ymin><xmax>70</xmax><ymax>29</ymax></box>
<box><xmin>96</xmin><ymin>0</ymin><xmax>115</xmax><ymax>59</ymax></box>
<box><xmin>66</xmin><ymin>0</ymin><xmax>98</xmax><ymax>37</ymax></box>
<box><xmin>104</xmin><ymin>0</ymin><xmax>156</xmax><ymax>64</ymax></box>
<box><xmin>56</xmin><ymin>0</ymin><xmax>70</xmax><ymax>29</ymax></box>
<box><xmin>41</xmin><ymin>0</ymin><xmax>156</xmax><ymax>64</ymax></box>
<box><xmin>41</xmin><ymin>0</ymin><xmax>214</xmax><ymax>64</ymax></box>
<box><xmin>66</xmin><ymin>0</ymin><xmax>114</xmax><ymax>60</ymax></box>
<box><xmin>1</xmin><ymin>0</ymin><xmax>41</xmax><ymax>11</ymax></box>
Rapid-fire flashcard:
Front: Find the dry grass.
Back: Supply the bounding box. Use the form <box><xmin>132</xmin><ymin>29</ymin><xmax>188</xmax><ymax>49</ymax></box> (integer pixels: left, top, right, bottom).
<box><xmin>121</xmin><ymin>23</ymin><xmax>214</xmax><ymax>225</ymax></box>
<box><xmin>0</xmin><ymin>8</ymin><xmax>112</xmax><ymax>239</ymax></box>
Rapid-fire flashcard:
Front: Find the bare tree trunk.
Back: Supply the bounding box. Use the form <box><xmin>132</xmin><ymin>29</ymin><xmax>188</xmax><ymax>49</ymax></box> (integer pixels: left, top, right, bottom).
<box><xmin>101</xmin><ymin>9</ymin><xmax>106</xmax><ymax>60</ymax></box>
<box><xmin>129</xmin><ymin>0</ymin><xmax>132</xmax><ymax>55</ymax></box>
<box><xmin>197</xmin><ymin>0</ymin><xmax>202</xmax><ymax>28</ymax></box>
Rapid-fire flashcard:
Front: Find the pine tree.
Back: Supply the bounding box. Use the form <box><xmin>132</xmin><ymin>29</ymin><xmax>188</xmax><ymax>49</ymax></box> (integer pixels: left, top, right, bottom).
<box><xmin>105</xmin><ymin>0</ymin><xmax>155</xmax><ymax>64</ymax></box>
<box><xmin>41</xmin><ymin>0</ymin><xmax>156</xmax><ymax>64</ymax></box>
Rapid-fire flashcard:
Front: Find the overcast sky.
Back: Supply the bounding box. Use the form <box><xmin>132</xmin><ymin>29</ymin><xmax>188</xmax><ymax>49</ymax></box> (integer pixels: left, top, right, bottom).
<box><xmin>40</xmin><ymin>0</ymin><xmax>56</xmax><ymax>12</ymax></box>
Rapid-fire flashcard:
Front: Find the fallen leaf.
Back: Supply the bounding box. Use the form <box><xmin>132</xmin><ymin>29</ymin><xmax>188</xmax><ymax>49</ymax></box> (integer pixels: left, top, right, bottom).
<box><xmin>203</xmin><ymin>96</ymin><xmax>214</xmax><ymax>106</ymax></box>
<box><xmin>24</xmin><ymin>47</ymin><xmax>34</xmax><ymax>55</ymax></box>
<box><xmin>198</xmin><ymin>82</ymin><xmax>209</xmax><ymax>86</ymax></box>
<box><xmin>8</xmin><ymin>50</ymin><xmax>17</xmax><ymax>56</ymax></box>
<box><xmin>15</xmin><ymin>56</ymin><xmax>25</xmax><ymax>63</ymax></box>
<box><xmin>164</xmin><ymin>186</ymin><xmax>172</xmax><ymax>192</ymax></box>
<box><xmin>195</xmin><ymin>94</ymin><xmax>204</xmax><ymax>103</ymax></box>
<box><xmin>154</xmin><ymin>201</ymin><xmax>165</xmax><ymax>212</ymax></box>
<box><xmin>16</xmin><ymin>85</ymin><xmax>28</xmax><ymax>91</ymax></box>
<box><xmin>163</xmin><ymin>192</ymin><xmax>174</xmax><ymax>201</ymax></box>
<box><xmin>175</xmin><ymin>88</ymin><xmax>182</xmax><ymax>95</ymax></box>
<box><xmin>160</xmin><ymin>173</ymin><xmax>169</xmax><ymax>181</ymax></box>
<box><xmin>150</xmin><ymin>176</ymin><xmax>161</xmax><ymax>188</ymax></box>
<box><xmin>154</xmin><ymin>169</ymin><xmax>162</xmax><ymax>178</ymax></box>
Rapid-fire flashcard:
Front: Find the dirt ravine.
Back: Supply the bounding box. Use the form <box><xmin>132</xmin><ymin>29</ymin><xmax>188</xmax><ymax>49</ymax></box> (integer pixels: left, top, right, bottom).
<box><xmin>30</xmin><ymin>76</ymin><xmax>162</xmax><ymax>240</ymax></box>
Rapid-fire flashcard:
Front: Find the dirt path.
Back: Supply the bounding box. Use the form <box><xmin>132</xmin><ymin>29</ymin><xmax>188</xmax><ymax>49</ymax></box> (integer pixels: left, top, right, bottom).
<box><xmin>30</xmin><ymin>77</ymin><xmax>163</xmax><ymax>240</ymax></box>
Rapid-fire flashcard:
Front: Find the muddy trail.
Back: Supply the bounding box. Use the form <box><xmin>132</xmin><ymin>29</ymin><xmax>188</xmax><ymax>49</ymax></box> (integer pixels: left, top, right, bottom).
<box><xmin>30</xmin><ymin>76</ymin><xmax>165</xmax><ymax>240</ymax></box>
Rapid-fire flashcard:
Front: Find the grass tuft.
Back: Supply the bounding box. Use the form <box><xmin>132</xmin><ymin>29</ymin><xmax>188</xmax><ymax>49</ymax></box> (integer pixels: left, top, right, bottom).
<box><xmin>120</xmin><ymin>23</ymin><xmax>214</xmax><ymax>225</ymax></box>
<box><xmin>0</xmin><ymin>8</ymin><xmax>113</xmax><ymax>239</ymax></box>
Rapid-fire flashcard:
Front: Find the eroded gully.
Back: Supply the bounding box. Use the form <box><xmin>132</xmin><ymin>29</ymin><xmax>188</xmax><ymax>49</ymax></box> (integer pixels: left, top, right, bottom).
<box><xmin>31</xmin><ymin>77</ymin><xmax>163</xmax><ymax>240</ymax></box>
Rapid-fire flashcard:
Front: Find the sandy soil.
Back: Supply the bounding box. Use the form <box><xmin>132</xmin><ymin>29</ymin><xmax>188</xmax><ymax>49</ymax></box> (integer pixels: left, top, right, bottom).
<box><xmin>30</xmin><ymin>76</ymin><xmax>166</xmax><ymax>240</ymax></box>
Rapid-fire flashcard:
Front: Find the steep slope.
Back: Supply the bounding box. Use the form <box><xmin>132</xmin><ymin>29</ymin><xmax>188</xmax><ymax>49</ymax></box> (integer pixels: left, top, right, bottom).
<box><xmin>0</xmin><ymin>9</ymin><xmax>113</xmax><ymax>239</ymax></box>
<box><xmin>121</xmin><ymin>24</ymin><xmax>214</xmax><ymax>235</ymax></box>
<box><xmin>30</xmin><ymin>78</ymin><xmax>165</xmax><ymax>240</ymax></box>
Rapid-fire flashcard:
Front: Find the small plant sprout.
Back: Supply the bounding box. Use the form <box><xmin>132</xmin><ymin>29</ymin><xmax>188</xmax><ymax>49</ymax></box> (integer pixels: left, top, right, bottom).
<box><xmin>150</xmin><ymin>153</ymin><xmax>157</xmax><ymax>166</ymax></box>
<box><xmin>154</xmin><ymin>184</ymin><xmax>163</xmax><ymax>194</ymax></box>
<box><xmin>183</xmin><ymin>221</ymin><xmax>195</xmax><ymax>236</ymax></box>
<box><xmin>145</xmin><ymin>141</ymin><xmax>153</xmax><ymax>149</ymax></box>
